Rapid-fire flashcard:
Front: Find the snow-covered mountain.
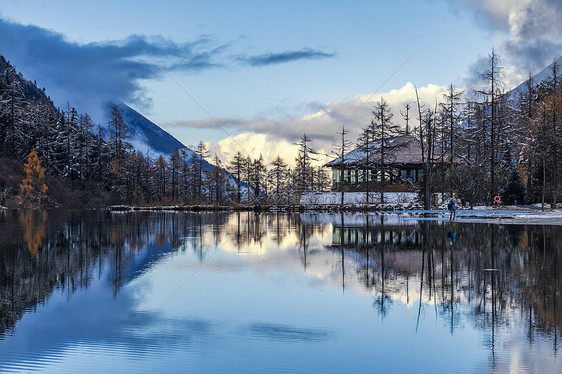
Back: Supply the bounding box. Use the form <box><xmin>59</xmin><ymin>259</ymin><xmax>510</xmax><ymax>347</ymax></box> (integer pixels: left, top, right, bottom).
<box><xmin>102</xmin><ymin>101</ymin><xmax>192</xmax><ymax>159</ymax></box>
<box><xmin>509</xmin><ymin>56</ymin><xmax>562</xmax><ymax>99</ymax></box>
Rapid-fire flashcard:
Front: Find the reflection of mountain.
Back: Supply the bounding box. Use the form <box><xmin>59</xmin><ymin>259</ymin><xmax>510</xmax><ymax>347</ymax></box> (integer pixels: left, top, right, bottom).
<box><xmin>0</xmin><ymin>211</ymin><xmax>224</xmax><ymax>336</ymax></box>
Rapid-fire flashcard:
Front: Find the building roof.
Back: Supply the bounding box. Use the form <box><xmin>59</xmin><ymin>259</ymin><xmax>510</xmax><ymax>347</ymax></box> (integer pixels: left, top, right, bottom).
<box><xmin>324</xmin><ymin>135</ymin><xmax>453</xmax><ymax>168</ymax></box>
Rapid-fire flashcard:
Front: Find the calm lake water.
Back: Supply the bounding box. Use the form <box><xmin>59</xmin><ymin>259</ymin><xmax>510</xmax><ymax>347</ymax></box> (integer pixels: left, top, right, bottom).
<box><xmin>0</xmin><ymin>210</ymin><xmax>561</xmax><ymax>373</ymax></box>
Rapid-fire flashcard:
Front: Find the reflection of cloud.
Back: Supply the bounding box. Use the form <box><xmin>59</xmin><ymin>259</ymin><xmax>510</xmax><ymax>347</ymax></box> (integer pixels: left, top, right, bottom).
<box><xmin>245</xmin><ymin>322</ymin><xmax>333</xmax><ymax>342</ymax></box>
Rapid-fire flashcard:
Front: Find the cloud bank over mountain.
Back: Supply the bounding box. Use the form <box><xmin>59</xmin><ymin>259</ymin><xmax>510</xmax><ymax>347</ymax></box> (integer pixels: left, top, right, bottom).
<box><xmin>449</xmin><ymin>0</ymin><xmax>562</xmax><ymax>85</ymax></box>
<box><xmin>0</xmin><ymin>17</ymin><xmax>335</xmax><ymax>122</ymax></box>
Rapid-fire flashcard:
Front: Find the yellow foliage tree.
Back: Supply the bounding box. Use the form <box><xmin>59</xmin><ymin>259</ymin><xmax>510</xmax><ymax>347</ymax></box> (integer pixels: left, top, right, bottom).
<box><xmin>19</xmin><ymin>149</ymin><xmax>48</xmax><ymax>207</ymax></box>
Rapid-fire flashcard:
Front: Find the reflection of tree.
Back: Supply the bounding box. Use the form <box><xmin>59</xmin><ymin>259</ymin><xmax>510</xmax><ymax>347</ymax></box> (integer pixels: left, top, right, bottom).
<box><xmin>328</xmin><ymin>218</ymin><xmax>562</xmax><ymax>355</ymax></box>
<box><xmin>3</xmin><ymin>210</ymin><xmax>562</xmax><ymax>361</ymax></box>
<box><xmin>19</xmin><ymin>210</ymin><xmax>47</xmax><ymax>257</ymax></box>
<box><xmin>0</xmin><ymin>211</ymin><xmax>229</xmax><ymax>336</ymax></box>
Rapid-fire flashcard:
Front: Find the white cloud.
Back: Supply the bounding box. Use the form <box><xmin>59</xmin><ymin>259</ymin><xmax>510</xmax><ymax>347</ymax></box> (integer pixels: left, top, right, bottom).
<box><xmin>199</xmin><ymin>82</ymin><xmax>450</xmax><ymax>167</ymax></box>
<box><xmin>450</xmin><ymin>0</ymin><xmax>562</xmax><ymax>84</ymax></box>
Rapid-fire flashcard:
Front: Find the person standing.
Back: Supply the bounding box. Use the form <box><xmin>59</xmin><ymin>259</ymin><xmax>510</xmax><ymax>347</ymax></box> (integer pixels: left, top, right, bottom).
<box><xmin>448</xmin><ymin>198</ymin><xmax>456</xmax><ymax>221</ymax></box>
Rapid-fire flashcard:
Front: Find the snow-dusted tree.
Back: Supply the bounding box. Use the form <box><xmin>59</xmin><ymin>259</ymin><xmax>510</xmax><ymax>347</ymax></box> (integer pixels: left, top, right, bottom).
<box><xmin>0</xmin><ymin>65</ymin><xmax>26</xmax><ymax>159</ymax></box>
<box><xmin>207</xmin><ymin>153</ymin><xmax>228</xmax><ymax>205</ymax></box>
<box><xmin>152</xmin><ymin>155</ymin><xmax>169</xmax><ymax>203</ymax></box>
<box><xmin>180</xmin><ymin>149</ymin><xmax>193</xmax><ymax>203</ymax></box>
<box><xmin>333</xmin><ymin>127</ymin><xmax>352</xmax><ymax>205</ymax></box>
<box><xmin>294</xmin><ymin>134</ymin><xmax>316</xmax><ymax>196</ymax></box>
<box><xmin>268</xmin><ymin>155</ymin><xmax>289</xmax><ymax>203</ymax></box>
<box><xmin>400</xmin><ymin>102</ymin><xmax>412</xmax><ymax>136</ymax></box>
<box><xmin>543</xmin><ymin>61</ymin><xmax>562</xmax><ymax>207</ymax></box>
<box><xmin>356</xmin><ymin>124</ymin><xmax>375</xmax><ymax>203</ymax></box>
<box><xmin>249</xmin><ymin>154</ymin><xmax>266</xmax><ymax>202</ymax></box>
<box><xmin>127</xmin><ymin>150</ymin><xmax>151</xmax><ymax>204</ymax></box>
<box><xmin>193</xmin><ymin>141</ymin><xmax>209</xmax><ymax>202</ymax></box>
<box><xmin>228</xmin><ymin>151</ymin><xmax>246</xmax><ymax>203</ymax></box>
<box><xmin>313</xmin><ymin>167</ymin><xmax>330</xmax><ymax>192</ymax></box>
<box><xmin>442</xmin><ymin>84</ymin><xmax>463</xmax><ymax>197</ymax></box>
<box><xmin>169</xmin><ymin>148</ymin><xmax>182</xmax><ymax>202</ymax></box>
<box><xmin>76</xmin><ymin>113</ymin><xmax>94</xmax><ymax>181</ymax></box>
<box><xmin>512</xmin><ymin>73</ymin><xmax>537</xmax><ymax>203</ymax></box>
<box><xmin>371</xmin><ymin>97</ymin><xmax>400</xmax><ymax>203</ymax></box>
<box><xmin>476</xmin><ymin>49</ymin><xmax>506</xmax><ymax>203</ymax></box>
<box><xmin>108</xmin><ymin>104</ymin><xmax>131</xmax><ymax>165</ymax></box>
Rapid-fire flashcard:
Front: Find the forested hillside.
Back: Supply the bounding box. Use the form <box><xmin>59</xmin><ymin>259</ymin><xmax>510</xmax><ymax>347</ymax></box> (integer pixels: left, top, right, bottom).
<box><xmin>0</xmin><ymin>56</ymin><xmax>227</xmax><ymax>208</ymax></box>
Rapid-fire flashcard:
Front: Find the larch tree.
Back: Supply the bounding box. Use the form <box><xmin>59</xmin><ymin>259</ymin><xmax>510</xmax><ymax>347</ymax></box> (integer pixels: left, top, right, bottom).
<box><xmin>108</xmin><ymin>104</ymin><xmax>130</xmax><ymax>165</ymax></box>
<box><xmin>371</xmin><ymin>97</ymin><xmax>400</xmax><ymax>204</ymax></box>
<box><xmin>19</xmin><ymin>149</ymin><xmax>48</xmax><ymax>207</ymax></box>
<box><xmin>228</xmin><ymin>151</ymin><xmax>246</xmax><ymax>203</ymax></box>
<box><xmin>477</xmin><ymin>49</ymin><xmax>505</xmax><ymax>203</ymax></box>
<box><xmin>268</xmin><ymin>155</ymin><xmax>289</xmax><ymax>203</ymax></box>
<box><xmin>193</xmin><ymin>141</ymin><xmax>209</xmax><ymax>202</ymax></box>
<box><xmin>334</xmin><ymin>127</ymin><xmax>352</xmax><ymax>205</ymax></box>
<box><xmin>294</xmin><ymin>134</ymin><xmax>316</xmax><ymax>196</ymax></box>
<box><xmin>442</xmin><ymin>84</ymin><xmax>463</xmax><ymax>197</ymax></box>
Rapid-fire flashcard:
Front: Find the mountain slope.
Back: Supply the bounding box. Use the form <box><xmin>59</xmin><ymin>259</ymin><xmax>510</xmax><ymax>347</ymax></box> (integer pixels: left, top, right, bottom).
<box><xmin>509</xmin><ymin>56</ymin><xmax>562</xmax><ymax>98</ymax></box>
<box><xmin>103</xmin><ymin>101</ymin><xmax>188</xmax><ymax>157</ymax></box>
<box><xmin>0</xmin><ymin>55</ymin><xmax>54</xmax><ymax>105</ymax></box>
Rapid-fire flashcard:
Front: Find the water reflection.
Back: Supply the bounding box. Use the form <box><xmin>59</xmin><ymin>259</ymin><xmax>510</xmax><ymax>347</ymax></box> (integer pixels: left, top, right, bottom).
<box><xmin>0</xmin><ymin>210</ymin><xmax>560</xmax><ymax>372</ymax></box>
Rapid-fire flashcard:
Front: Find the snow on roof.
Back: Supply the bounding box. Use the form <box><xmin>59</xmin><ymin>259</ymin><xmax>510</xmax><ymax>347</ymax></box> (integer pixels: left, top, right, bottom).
<box><xmin>325</xmin><ymin>135</ymin><xmax>429</xmax><ymax>168</ymax></box>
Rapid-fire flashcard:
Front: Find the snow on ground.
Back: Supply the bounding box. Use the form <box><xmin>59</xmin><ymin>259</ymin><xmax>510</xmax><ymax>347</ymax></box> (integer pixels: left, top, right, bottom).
<box><xmin>300</xmin><ymin>192</ymin><xmax>562</xmax><ymax>225</ymax></box>
<box><xmin>300</xmin><ymin>192</ymin><xmax>419</xmax><ymax>205</ymax></box>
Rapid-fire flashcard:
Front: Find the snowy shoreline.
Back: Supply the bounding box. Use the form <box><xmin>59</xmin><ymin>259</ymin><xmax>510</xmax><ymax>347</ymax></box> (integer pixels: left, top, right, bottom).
<box><xmin>103</xmin><ymin>204</ymin><xmax>562</xmax><ymax>225</ymax></box>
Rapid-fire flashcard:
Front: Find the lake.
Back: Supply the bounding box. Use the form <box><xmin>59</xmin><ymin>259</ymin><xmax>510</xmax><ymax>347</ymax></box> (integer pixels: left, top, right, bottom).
<box><xmin>0</xmin><ymin>210</ymin><xmax>561</xmax><ymax>373</ymax></box>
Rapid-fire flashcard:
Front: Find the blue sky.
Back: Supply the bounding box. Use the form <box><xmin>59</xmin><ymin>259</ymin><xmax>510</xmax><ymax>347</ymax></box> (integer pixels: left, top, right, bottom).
<box><xmin>0</xmin><ymin>0</ymin><xmax>561</xmax><ymax>164</ymax></box>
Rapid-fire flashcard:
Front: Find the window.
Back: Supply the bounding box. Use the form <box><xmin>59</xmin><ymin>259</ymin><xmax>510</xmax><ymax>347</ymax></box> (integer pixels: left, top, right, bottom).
<box><xmin>332</xmin><ymin>169</ymin><xmax>341</xmax><ymax>186</ymax></box>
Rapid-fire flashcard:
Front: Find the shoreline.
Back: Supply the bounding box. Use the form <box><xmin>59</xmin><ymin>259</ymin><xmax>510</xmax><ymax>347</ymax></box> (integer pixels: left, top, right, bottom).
<box><xmin>104</xmin><ymin>204</ymin><xmax>562</xmax><ymax>225</ymax></box>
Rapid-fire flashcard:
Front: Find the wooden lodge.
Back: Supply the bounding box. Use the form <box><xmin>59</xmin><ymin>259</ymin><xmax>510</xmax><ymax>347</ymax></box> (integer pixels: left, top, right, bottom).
<box><xmin>324</xmin><ymin>135</ymin><xmax>450</xmax><ymax>192</ymax></box>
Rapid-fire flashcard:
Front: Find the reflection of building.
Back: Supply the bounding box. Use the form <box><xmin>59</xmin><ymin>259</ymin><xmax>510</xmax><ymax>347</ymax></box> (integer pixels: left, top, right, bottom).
<box><xmin>332</xmin><ymin>225</ymin><xmax>424</xmax><ymax>248</ymax></box>
<box><xmin>324</xmin><ymin>135</ymin><xmax>452</xmax><ymax>192</ymax></box>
